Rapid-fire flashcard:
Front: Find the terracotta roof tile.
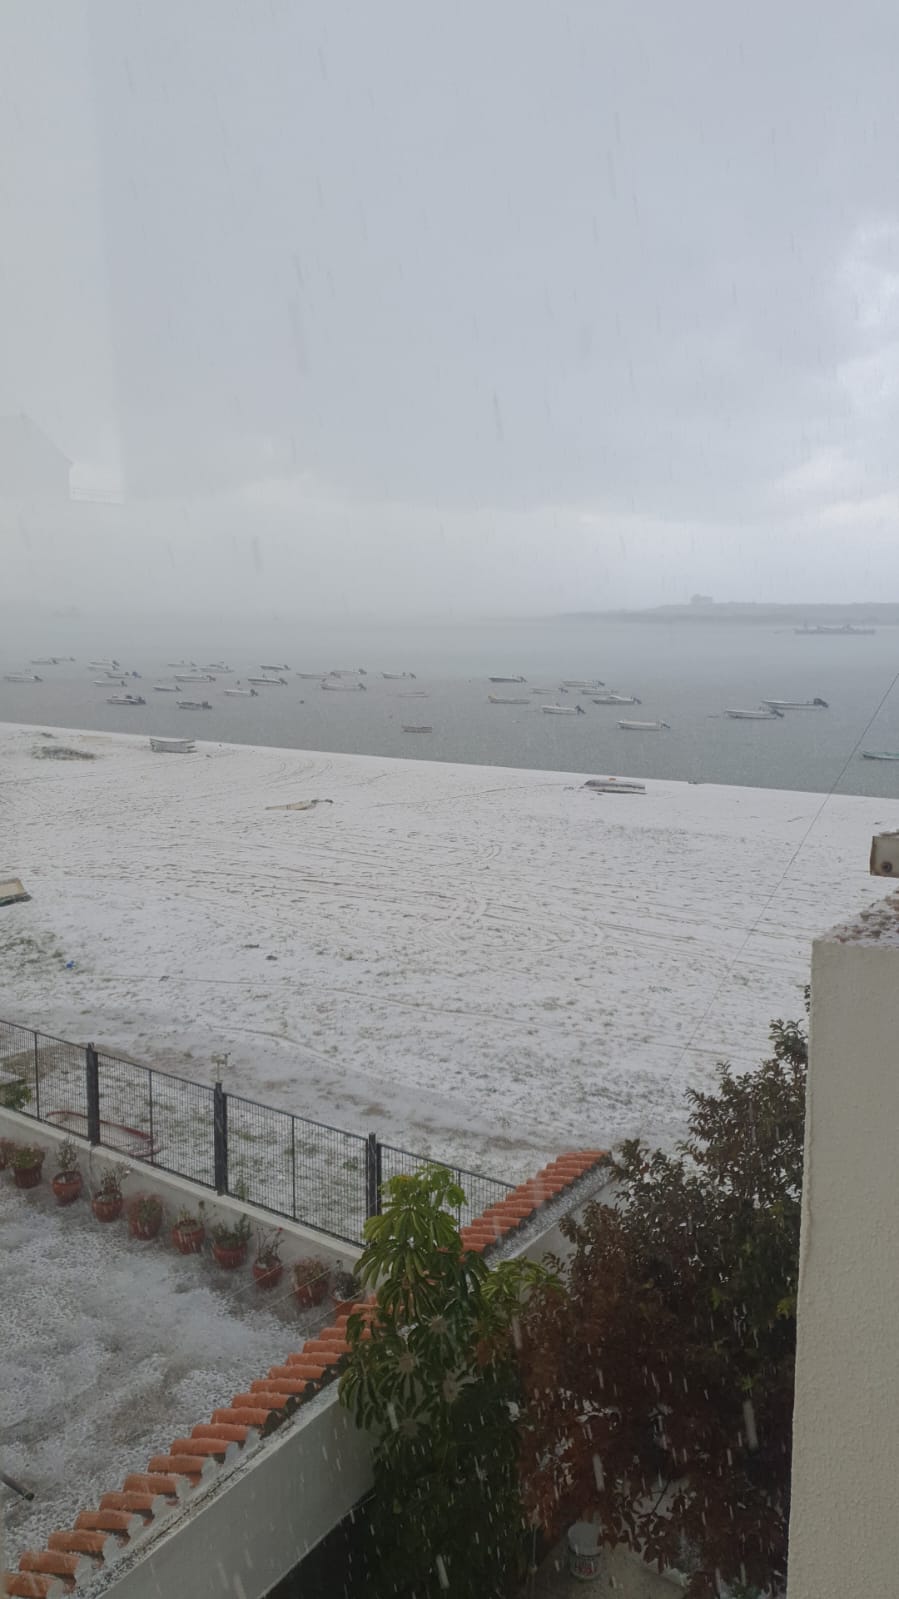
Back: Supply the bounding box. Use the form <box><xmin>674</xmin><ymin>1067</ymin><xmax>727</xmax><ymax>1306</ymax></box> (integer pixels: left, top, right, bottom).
<box><xmin>192</xmin><ymin>1423</ymin><xmax>251</xmax><ymax>1444</ymax></box>
<box><xmin>74</xmin><ymin>1511</ymin><xmax>137</xmax><ymax>1535</ymax></box>
<box><xmin>46</xmin><ymin>1534</ymin><xmax>106</xmax><ymax>1558</ymax></box>
<box><xmin>122</xmin><ymin>1473</ymin><xmax>181</xmax><ymax>1497</ymax></box>
<box><xmin>98</xmin><ymin>1493</ymin><xmax>158</xmax><ymax>1515</ymax></box>
<box><xmin>18</xmin><ymin>1552</ymin><xmax>79</xmax><ymax>1579</ymax></box>
<box><xmin>3</xmin><ymin>1575</ymin><xmax>54</xmax><ymax>1598</ymax></box>
<box><xmin>145</xmin><ymin>1456</ymin><xmax>203</xmax><ymax>1482</ymax></box>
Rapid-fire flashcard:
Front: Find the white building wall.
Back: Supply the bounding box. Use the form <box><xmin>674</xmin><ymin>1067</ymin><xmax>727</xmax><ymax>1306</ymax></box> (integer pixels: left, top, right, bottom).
<box><xmin>788</xmin><ymin>911</ymin><xmax>899</xmax><ymax>1597</ymax></box>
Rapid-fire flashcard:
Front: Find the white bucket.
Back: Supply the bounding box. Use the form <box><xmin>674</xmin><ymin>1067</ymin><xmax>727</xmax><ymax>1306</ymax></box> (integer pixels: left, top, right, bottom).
<box><xmin>567</xmin><ymin>1521</ymin><xmax>603</xmax><ymax>1581</ymax></box>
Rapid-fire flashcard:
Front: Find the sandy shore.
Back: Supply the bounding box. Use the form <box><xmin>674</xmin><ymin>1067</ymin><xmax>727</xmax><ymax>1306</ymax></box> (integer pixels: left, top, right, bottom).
<box><xmin>0</xmin><ymin>723</ymin><xmax>889</xmax><ymax>1179</ymax></box>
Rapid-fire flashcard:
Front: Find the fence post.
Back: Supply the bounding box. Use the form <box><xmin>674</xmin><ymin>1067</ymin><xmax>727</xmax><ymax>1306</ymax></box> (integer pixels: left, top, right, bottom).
<box><xmin>85</xmin><ymin>1044</ymin><xmax>100</xmax><ymax>1145</ymax></box>
<box><xmin>32</xmin><ymin>1032</ymin><xmax>40</xmax><ymax>1120</ymax></box>
<box><xmin>365</xmin><ymin>1132</ymin><xmax>381</xmax><ymax>1220</ymax></box>
<box><xmin>213</xmin><ymin>1082</ymin><xmax>228</xmax><ymax>1195</ymax></box>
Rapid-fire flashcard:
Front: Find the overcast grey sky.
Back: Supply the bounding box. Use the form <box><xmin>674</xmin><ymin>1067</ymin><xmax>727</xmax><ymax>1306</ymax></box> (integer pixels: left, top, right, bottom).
<box><xmin>2</xmin><ymin>0</ymin><xmax>899</xmax><ymax>615</ymax></box>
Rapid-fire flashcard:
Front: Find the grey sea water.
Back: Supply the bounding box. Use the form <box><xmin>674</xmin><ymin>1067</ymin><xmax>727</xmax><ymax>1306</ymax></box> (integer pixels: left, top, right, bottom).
<box><xmin>2</xmin><ymin>614</ymin><xmax>899</xmax><ymax>797</ymax></box>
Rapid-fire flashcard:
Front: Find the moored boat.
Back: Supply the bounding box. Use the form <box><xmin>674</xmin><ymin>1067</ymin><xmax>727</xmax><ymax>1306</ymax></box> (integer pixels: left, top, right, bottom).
<box><xmin>107</xmin><ymin>694</ymin><xmax>146</xmax><ymax>705</ymax></box>
<box><xmin>260</xmin><ymin>663</ymin><xmax>289</xmax><ymax>672</ymax></box>
<box><xmin>761</xmin><ymin>697</ymin><xmax>829</xmax><ymax>711</ymax></box>
<box><xmin>618</xmin><ymin>718</ymin><xmax>670</xmax><ymax>731</ymax></box>
<box><xmin>175</xmin><ymin>672</ymin><xmax>214</xmax><ymax>683</ymax></box>
<box><xmin>562</xmin><ymin>678</ymin><xmax>605</xmax><ymax>690</ymax></box>
<box><xmin>248</xmin><ymin>675</ymin><xmax>287</xmax><ymax>686</ymax></box>
<box><xmin>321</xmin><ymin>678</ymin><xmax>366</xmax><ymax>691</ymax></box>
<box><xmin>4</xmin><ymin>672</ymin><xmax>42</xmax><ymax>683</ymax></box>
<box><xmin>542</xmin><ymin>704</ymin><xmax>586</xmax><ymax>716</ymax></box>
<box><xmin>150</xmin><ymin>736</ymin><xmax>195</xmax><ymax>754</ymax></box>
<box><xmin>488</xmin><ymin>694</ymin><xmax>529</xmax><ymax>704</ymax></box>
<box><xmin>153</xmin><ymin>684</ymin><xmax>179</xmax><ymax>692</ymax></box>
<box><xmin>725</xmin><ymin>707</ymin><xmax>784</xmax><ymax>720</ymax></box>
<box><xmin>584</xmin><ymin>777</ymin><xmax>646</xmax><ymax>794</ymax></box>
<box><xmin>489</xmin><ymin>675</ymin><xmax>526</xmax><ymax>684</ymax></box>
<box><xmin>795</xmin><ymin>624</ymin><xmax>875</xmax><ymax>635</ymax></box>
<box><xmin>224</xmin><ymin>688</ymin><xmax>259</xmax><ymax>697</ymax></box>
<box><xmin>861</xmin><ymin>751</ymin><xmax>899</xmax><ymax>761</ymax></box>
<box><xmin>591</xmin><ymin>692</ymin><xmax>642</xmax><ymax>705</ymax></box>
<box><xmin>177</xmin><ymin>699</ymin><xmax>212</xmax><ymax>710</ymax></box>
<box><xmin>402</xmin><ymin>724</ymin><xmax>432</xmax><ymax>733</ymax></box>
<box><xmin>202</xmin><ymin>662</ymin><xmax>232</xmax><ymax>672</ymax></box>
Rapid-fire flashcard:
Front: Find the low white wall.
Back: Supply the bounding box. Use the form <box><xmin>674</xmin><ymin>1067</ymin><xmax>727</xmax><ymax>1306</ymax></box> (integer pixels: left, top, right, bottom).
<box><xmin>0</xmin><ymin>1106</ymin><xmax>361</xmax><ymax>1273</ymax></box>
<box><xmin>788</xmin><ymin>925</ymin><xmax>899</xmax><ymax>1597</ymax></box>
<box><xmin>101</xmin><ymin>1389</ymin><xmax>373</xmax><ymax>1599</ymax></box>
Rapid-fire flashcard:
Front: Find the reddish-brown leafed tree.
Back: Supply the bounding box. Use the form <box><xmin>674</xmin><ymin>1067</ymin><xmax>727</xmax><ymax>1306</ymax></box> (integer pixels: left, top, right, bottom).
<box><xmin>520</xmin><ymin>1013</ymin><xmax>806</xmax><ymax>1599</ymax></box>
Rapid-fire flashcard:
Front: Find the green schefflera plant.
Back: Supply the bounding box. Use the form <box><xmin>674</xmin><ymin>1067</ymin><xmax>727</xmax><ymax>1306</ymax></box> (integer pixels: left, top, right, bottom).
<box><xmin>339</xmin><ymin>1165</ymin><xmax>555</xmax><ymax>1599</ymax></box>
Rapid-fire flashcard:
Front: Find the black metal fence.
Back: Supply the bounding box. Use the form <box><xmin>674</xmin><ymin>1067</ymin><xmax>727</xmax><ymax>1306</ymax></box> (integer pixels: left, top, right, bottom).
<box><xmin>0</xmin><ymin>1017</ymin><xmax>511</xmax><ymax>1245</ymax></box>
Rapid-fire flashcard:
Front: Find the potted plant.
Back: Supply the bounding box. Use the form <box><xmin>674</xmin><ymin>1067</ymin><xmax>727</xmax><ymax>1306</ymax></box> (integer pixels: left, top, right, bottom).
<box><xmin>293</xmin><ymin>1255</ymin><xmax>330</xmax><ymax>1310</ymax></box>
<box><xmin>211</xmin><ymin>1210</ymin><xmax>251</xmax><ymax>1269</ymax></box>
<box><xmin>11</xmin><ymin>1144</ymin><xmax>44</xmax><ymax>1190</ymax></box>
<box><xmin>171</xmin><ymin>1202</ymin><xmax>206</xmax><ymax>1255</ymax></box>
<box><xmin>91</xmin><ymin>1163</ymin><xmax>127</xmax><ymax>1222</ymax></box>
<box><xmin>252</xmin><ymin>1226</ymin><xmax>284</xmax><ymax>1290</ymax></box>
<box><xmin>51</xmin><ymin>1138</ymin><xmax>83</xmax><ymax>1205</ymax></box>
<box><xmin>332</xmin><ymin>1266</ymin><xmax>361</xmax><ymax>1314</ymax></box>
<box><xmin>127</xmin><ymin>1192</ymin><xmax>163</xmax><ymax>1240</ymax></box>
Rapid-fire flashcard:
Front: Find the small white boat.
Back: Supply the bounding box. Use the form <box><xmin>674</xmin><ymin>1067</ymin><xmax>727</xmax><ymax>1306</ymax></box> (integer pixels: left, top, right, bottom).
<box><xmin>562</xmin><ymin>678</ymin><xmax>605</xmax><ymax>690</ymax></box>
<box><xmin>4</xmin><ymin>672</ymin><xmax>42</xmax><ymax>683</ymax></box>
<box><xmin>95</xmin><ymin>678</ymin><xmax>123</xmax><ymax>685</ymax></box>
<box><xmin>861</xmin><ymin>750</ymin><xmax>899</xmax><ymax>762</ymax></box>
<box><xmin>260</xmin><ymin>663</ymin><xmax>289</xmax><ymax>672</ymax></box>
<box><xmin>150</xmin><ymin>736</ymin><xmax>195</xmax><ymax>754</ymax></box>
<box><xmin>398</xmin><ymin>690</ymin><xmax>428</xmax><ymax>698</ymax></box>
<box><xmin>167</xmin><ymin>660</ymin><xmax>198</xmax><ymax>668</ymax></box>
<box><xmin>725</xmin><ymin>708</ymin><xmax>783</xmax><ymax>721</ymax></box>
<box><xmin>31</xmin><ymin>658</ymin><xmax>65</xmax><ymax>665</ymax></box>
<box><xmin>488</xmin><ymin>694</ymin><xmax>529</xmax><ymax>704</ymax></box>
<box><xmin>224</xmin><ymin>688</ymin><xmax>259</xmax><ymax>697</ymax></box>
<box><xmin>248</xmin><ymin>675</ymin><xmax>287</xmax><ymax>686</ymax></box>
<box><xmin>153</xmin><ymin>684</ymin><xmax>179</xmax><ymax>692</ymax></box>
<box><xmin>584</xmin><ymin>777</ymin><xmax>646</xmax><ymax>794</ymax></box>
<box><xmin>795</xmin><ymin>624</ymin><xmax>875</xmax><ymax>635</ymax></box>
<box><xmin>530</xmin><ymin>687</ymin><xmax>558</xmax><ymax>695</ymax></box>
<box><xmin>489</xmin><ymin>675</ymin><xmax>526</xmax><ymax>684</ymax></box>
<box><xmin>592</xmin><ymin>692</ymin><xmax>642</xmax><ymax>706</ymax></box>
<box><xmin>107</xmin><ymin>694</ymin><xmax>146</xmax><ymax>705</ymax></box>
<box><xmin>402</xmin><ymin>724</ymin><xmax>432</xmax><ymax>733</ymax></box>
<box><xmin>175</xmin><ymin>672</ymin><xmax>214</xmax><ymax>683</ymax></box>
<box><xmin>89</xmin><ymin>659</ymin><xmax>121</xmax><ymax>670</ymax></box>
<box><xmin>295</xmin><ymin>672</ymin><xmax>322</xmax><ymax>679</ymax></box>
<box><xmin>202</xmin><ymin>663</ymin><xmax>232</xmax><ymax>672</ymax></box>
<box><xmin>761</xmin><ymin>697</ymin><xmax>829</xmax><ymax>711</ymax></box>
<box><xmin>618</xmin><ymin>719</ymin><xmax>670</xmax><ymax>731</ymax></box>
<box><xmin>177</xmin><ymin>699</ymin><xmax>212</xmax><ymax>710</ymax></box>
<box><xmin>321</xmin><ymin>679</ymin><xmax>366</xmax><ymax>691</ymax></box>
<box><xmin>542</xmin><ymin>704</ymin><xmax>586</xmax><ymax>716</ymax></box>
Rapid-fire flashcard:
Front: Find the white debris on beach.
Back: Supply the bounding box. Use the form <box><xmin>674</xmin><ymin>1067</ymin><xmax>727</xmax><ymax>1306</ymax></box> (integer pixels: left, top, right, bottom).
<box><xmin>0</xmin><ymin>722</ymin><xmax>888</xmax><ymax>1177</ymax></box>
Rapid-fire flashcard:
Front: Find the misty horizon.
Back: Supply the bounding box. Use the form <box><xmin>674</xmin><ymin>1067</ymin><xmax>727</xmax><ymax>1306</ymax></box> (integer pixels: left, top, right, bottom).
<box><xmin>3</xmin><ymin>1</ymin><xmax>899</xmax><ymax>617</ymax></box>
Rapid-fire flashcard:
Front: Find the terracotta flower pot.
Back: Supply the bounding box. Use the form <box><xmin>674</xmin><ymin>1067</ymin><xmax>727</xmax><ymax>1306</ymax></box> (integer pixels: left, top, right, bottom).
<box><xmin>212</xmin><ymin>1240</ymin><xmax>247</xmax><ymax>1269</ymax></box>
<box><xmin>171</xmin><ymin>1222</ymin><xmax>206</xmax><ymax>1255</ymax></box>
<box><xmin>128</xmin><ymin>1205</ymin><xmax>162</xmax><ymax>1240</ymax></box>
<box><xmin>293</xmin><ymin>1276</ymin><xmax>329</xmax><ymax>1310</ymax></box>
<box><xmin>92</xmin><ymin>1193</ymin><xmax>124</xmax><ymax>1222</ymax></box>
<box><xmin>13</xmin><ymin>1162</ymin><xmax>44</xmax><ymax>1190</ymax></box>
<box><xmin>252</xmin><ymin>1258</ymin><xmax>284</xmax><ymax>1291</ymax></box>
<box><xmin>52</xmin><ymin>1171</ymin><xmax>83</xmax><ymax>1205</ymax></box>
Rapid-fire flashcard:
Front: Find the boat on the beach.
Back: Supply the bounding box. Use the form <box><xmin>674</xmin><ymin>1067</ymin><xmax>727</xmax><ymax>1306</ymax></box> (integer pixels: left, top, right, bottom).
<box><xmin>618</xmin><ymin>718</ymin><xmax>670</xmax><ymax>731</ymax></box>
<box><xmin>795</xmin><ymin>624</ymin><xmax>875</xmax><ymax>636</ymax></box>
<box><xmin>153</xmin><ymin>684</ymin><xmax>179</xmax><ymax>692</ymax></box>
<box><xmin>761</xmin><ymin>697</ymin><xmax>829</xmax><ymax>711</ymax></box>
<box><xmin>489</xmin><ymin>675</ymin><xmax>526</xmax><ymax>684</ymax></box>
<box><xmin>861</xmin><ymin>750</ymin><xmax>899</xmax><ymax>762</ymax></box>
<box><xmin>150</xmin><ymin>736</ymin><xmax>195</xmax><ymax>754</ymax></box>
<box><xmin>224</xmin><ymin>687</ymin><xmax>259</xmax><ymax>697</ymax></box>
<box><xmin>402</xmin><ymin>724</ymin><xmax>432</xmax><ymax>733</ymax></box>
<box><xmin>321</xmin><ymin>679</ymin><xmax>366</xmax><ymax>691</ymax></box>
<box><xmin>542</xmin><ymin>704</ymin><xmax>586</xmax><ymax>716</ymax></box>
<box><xmin>585</xmin><ymin>777</ymin><xmax>647</xmax><ymax>794</ymax></box>
<box><xmin>248</xmin><ymin>675</ymin><xmax>287</xmax><ymax>686</ymax></box>
<box><xmin>175</xmin><ymin>672</ymin><xmax>214</xmax><ymax>683</ymax></box>
<box><xmin>107</xmin><ymin>694</ymin><xmax>146</xmax><ymax>705</ymax></box>
<box><xmin>562</xmin><ymin>679</ymin><xmax>605</xmax><ymax>690</ymax></box>
<box><xmin>591</xmin><ymin>692</ymin><xmax>642</xmax><ymax>705</ymax></box>
<box><xmin>177</xmin><ymin>699</ymin><xmax>212</xmax><ymax>710</ymax></box>
<box><xmin>725</xmin><ymin>707</ymin><xmax>784</xmax><ymax>720</ymax></box>
<box><xmin>4</xmin><ymin>672</ymin><xmax>42</xmax><ymax>683</ymax></box>
<box><xmin>488</xmin><ymin>694</ymin><xmax>529</xmax><ymax>704</ymax></box>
